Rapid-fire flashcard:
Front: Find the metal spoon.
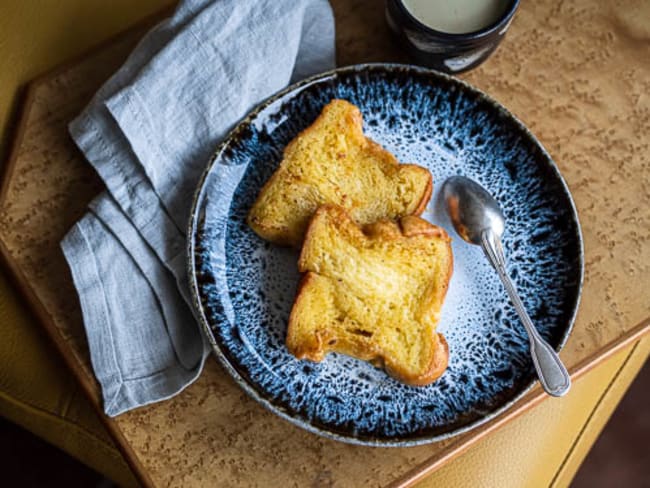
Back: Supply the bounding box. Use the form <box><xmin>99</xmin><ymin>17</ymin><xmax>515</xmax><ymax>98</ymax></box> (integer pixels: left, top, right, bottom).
<box><xmin>442</xmin><ymin>175</ymin><xmax>571</xmax><ymax>397</ymax></box>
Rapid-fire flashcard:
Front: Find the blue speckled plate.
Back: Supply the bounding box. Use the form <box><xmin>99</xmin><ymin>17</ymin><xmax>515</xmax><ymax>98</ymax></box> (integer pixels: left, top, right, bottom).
<box><xmin>187</xmin><ymin>64</ymin><xmax>583</xmax><ymax>446</ymax></box>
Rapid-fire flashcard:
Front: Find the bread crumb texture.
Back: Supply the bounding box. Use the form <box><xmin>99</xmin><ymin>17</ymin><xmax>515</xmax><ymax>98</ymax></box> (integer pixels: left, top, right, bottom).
<box><xmin>248</xmin><ymin>99</ymin><xmax>432</xmax><ymax>247</ymax></box>
<box><xmin>287</xmin><ymin>205</ymin><xmax>452</xmax><ymax>386</ymax></box>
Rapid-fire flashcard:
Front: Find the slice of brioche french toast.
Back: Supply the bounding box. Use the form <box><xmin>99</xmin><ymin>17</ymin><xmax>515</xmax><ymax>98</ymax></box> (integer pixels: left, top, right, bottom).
<box><xmin>248</xmin><ymin>99</ymin><xmax>432</xmax><ymax>247</ymax></box>
<box><xmin>287</xmin><ymin>205</ymin><xmax>452</xmax><ymax>386</ymax></box>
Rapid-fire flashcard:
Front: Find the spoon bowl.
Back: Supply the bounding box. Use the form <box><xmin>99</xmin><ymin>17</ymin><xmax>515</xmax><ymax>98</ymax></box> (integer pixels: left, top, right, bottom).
<box><xmin>442</xmin><ymin>175</ymin><xmax>505</xmax><ymax>245</ymax></box>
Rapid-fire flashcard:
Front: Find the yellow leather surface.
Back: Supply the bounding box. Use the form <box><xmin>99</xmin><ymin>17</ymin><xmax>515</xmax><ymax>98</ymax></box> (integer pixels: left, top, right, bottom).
<box><xmin>417</xmin><ymin>337</ymin><xmax>649</xmax><ymax>488</ymax></box>
<box><xmin>0</xmin><ymin>2</ymin><xmax>647</xmax><ymax>487</ymax></box>
<box><xmin>0</xmin><ymin>0</ymin><xmax>171</xmax><ymax>159</ymax></box>
<box><xmin>551</xmin><ymin>338</ymin><xmax>649</xmax><ymax>487</ymax></box>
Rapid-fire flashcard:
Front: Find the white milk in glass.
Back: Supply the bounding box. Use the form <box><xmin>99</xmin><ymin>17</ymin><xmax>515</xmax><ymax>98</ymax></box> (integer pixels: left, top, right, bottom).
<box><xmin>401</xmin><ymin>0</ymin><xmax>509</xmax><ymax>34</ymax></box>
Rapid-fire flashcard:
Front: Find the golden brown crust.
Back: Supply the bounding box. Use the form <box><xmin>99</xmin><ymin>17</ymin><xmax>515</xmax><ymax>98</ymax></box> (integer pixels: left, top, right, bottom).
<box><xmin>399</xmin><ymin>214</ymin><xmax>450</xmax><ymax>239</ymax></box>
<box><xmin>289</xmin><ymin>205</ymin><xmax>452</xmax><ymax>386</ymax></box>
<box><xmin>365</xmin><ymin>138</ymin><xmax>399</xmax><ymax>166</ymax></box>
<box><xmin>286</xmin><ymin>273</ymin><xmax>326</xmax><ymax>360</ymax></box>
<box><xmin>409</xmin><ymin>166</ymin><xmax>433</xmax><ymax>215</ymax></box>
<box><xmin>297</xmin><ymin>205</ymin><xmax>333</xmax><ymax>271</ymax></box>
<box><xmin>385</xmin><ymin>334</ymin><xmax>449</xmax><ymax>386</ymax></box>
<box><xmin>285</xmin><ymin>99</ymin><xmax>364</xmax><ymax>159</ymax></box>
<box><xmin>246</xmin><ymin>169</ymin><xmax>289</xmax><ymax>243</ymax></box>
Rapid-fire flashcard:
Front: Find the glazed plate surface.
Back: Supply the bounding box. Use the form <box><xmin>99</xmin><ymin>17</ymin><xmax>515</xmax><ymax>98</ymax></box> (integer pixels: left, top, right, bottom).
<box><xmin>188</xmin><ymin>64</ymin><xmax>583</xmax><ymax>446</ymax></box>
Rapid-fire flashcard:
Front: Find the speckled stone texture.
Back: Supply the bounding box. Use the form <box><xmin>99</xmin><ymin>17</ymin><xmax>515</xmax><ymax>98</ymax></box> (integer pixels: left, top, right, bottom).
<box><xmin>0</xmin><ymin>0</ymin><xmax>648</xmax><ymax>486</ymax></box>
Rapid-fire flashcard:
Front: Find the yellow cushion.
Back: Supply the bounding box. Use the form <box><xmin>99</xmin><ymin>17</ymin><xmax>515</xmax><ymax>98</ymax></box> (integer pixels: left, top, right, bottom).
<box><xmin>0</xmin><ymin>0</ymin><xmax>171</xmax><ymax>158</ymax></box>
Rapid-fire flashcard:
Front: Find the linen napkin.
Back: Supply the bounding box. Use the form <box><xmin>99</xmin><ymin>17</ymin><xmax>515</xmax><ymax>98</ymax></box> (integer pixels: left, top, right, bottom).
<box><xmin>62</xmin><ymin>0</ymin><xmax>335</xmax><ymax>416</ymax></box>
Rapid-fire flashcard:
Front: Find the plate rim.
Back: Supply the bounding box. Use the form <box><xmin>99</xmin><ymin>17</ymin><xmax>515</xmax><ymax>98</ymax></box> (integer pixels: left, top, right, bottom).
<box><xmin>186</xmin><ymin>62</ymin><xmax>585</xmax><ymax>447</ymax></box>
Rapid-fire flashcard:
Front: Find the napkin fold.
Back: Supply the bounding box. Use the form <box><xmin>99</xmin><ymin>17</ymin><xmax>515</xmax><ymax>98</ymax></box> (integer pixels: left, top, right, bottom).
<box><xmin>62</xmin><ymin>0</ymin><xmax>335</xmax><ymax>416</ymax></box>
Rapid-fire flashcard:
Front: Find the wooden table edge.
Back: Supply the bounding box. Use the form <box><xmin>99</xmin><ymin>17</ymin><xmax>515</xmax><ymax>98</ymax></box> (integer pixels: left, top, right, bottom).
<box><xmin>0</xmin><ymin>10</ymin><xmax>648</xmax><ymax>486</ymax></box>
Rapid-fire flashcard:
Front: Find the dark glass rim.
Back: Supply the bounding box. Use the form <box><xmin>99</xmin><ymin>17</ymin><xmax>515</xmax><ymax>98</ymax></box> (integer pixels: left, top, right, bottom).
<box><xmin>392</xmin><ymin>0</ymin><xmax>521</xmax><ymax>40</ymax></box>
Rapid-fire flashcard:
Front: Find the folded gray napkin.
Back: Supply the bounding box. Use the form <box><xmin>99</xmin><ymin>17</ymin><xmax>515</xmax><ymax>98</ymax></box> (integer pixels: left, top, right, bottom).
<box><xmin>62</xmin><ymin>0</ymin><xmax>335</xmax><ymax>416</ymax></box>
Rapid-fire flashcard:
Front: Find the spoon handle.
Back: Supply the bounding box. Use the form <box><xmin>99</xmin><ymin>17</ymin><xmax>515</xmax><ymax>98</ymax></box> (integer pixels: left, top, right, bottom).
<box><xmin>480</xmin><ymin>229</ymin><xmax>571</xmax><ymax>397</ymax></box>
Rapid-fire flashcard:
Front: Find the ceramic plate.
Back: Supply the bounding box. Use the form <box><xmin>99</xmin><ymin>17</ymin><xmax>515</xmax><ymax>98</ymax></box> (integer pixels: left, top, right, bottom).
<box><xmin>187</xmin><ymin>64</ymin><xmax>583</xmax><ymax>446</ymax></box>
